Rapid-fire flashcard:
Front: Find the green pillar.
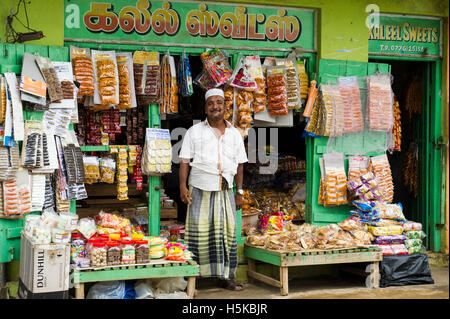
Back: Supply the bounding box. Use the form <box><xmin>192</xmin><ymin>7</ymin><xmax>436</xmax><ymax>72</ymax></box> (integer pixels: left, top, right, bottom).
<box><xmin>148</xmin><ymin>104</ymin><xmax>161</xmax><ymax>236</ymax></box>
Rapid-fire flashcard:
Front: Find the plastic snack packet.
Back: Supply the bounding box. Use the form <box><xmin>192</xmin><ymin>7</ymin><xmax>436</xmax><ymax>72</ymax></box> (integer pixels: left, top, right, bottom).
<box><xmin>366</xmin><ymin>73</ymin><xmax>394</xmax><ymax>132</ymax></box>
<box><xmin>338</xmin><ymin>76</ymin><xmax>363</xmax><ymax>133</ymax></box>
<box><xmin>70</xmin><ymin>46</ymin><xmax>95</xmax><ymax>97</ymax></box>
<box><xmin>91</xmin><ymin>50</ymin><xmax>119</xmax><ymax>105</ymax></box>
<box><xmin>116</xmin><ymin>52</ymin><xmax>137</xmax><ymax>110</ymax></box>
<box><xmin>200</xmin><ymin>48</ymin><xmax>233</xmax><ymax>87</ymax></box>
<box><xmin>266</xmin><ymin>66</ymin><xmax>288</xmax><ymax>116</ymax></box>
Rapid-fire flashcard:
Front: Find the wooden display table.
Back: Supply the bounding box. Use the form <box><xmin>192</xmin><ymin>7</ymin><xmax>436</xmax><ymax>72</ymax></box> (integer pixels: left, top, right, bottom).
<box><xmin>71</xmin><ymin>259</ymin><xmax>199</xmax><ymax>299</ymax></box>
<box><xmin>244</xmin><ymin>244</ymin><xmax>382</xmax><ymax>296</ymax></box>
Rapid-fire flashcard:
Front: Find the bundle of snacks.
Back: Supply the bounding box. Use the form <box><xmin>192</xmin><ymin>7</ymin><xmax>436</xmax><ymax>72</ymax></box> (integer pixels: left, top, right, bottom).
<box><xmin>266</xmin><ymin>66</ymin><xmax>288</xmax><ymax>116</ymax></box>
<box><xmin>133</xmin><ymin>51</ymin><xmax>161</xmax><ymax>105</ymax></box>
<box><xmin>21</xmin><ymin>121</ymin><xmax>43</xmax><ymax>169</ymax></box>
<box><xmin>177</xmin><ymin>52</ymin><xmax>194</xmax><ymax>97</ymax></box>
<box><xmin>223</xmin><ymin>86</ymin><xmax>234</xmax><ymax>122</ymax></box>
<box><xmin>63</xmin><ymin>144</ymin><xmax>85</xmax><ymax>184</ymax></box>
<box><xmin>70</xmin><ymin>46</ymin><xmax>95</xmax><ymax>97</ymax></box>
<box><xmin>392</xmin><ymin>97</ymin><xmax>402</xmax><ymax>151</ymax></box>
<box><xmin>366</xmin><ymin>74</ymin><xmax>394</xmax><ymax>132</ymax></box>
<box><xmin>35</xmin><ymin>56</ymin><xmax>64</xmax><ymax>102</ymax></box>
<box><xmin>296</xmin><ymin>60</ymin><xmax>309</xmax><ymax>100</ymax></box>
<box><xmin>367</xmin><ymin>225</ymin><xmax>403</xmax><ymax>236</ymax></box>
<box><xmin>338</xmin><ymin>76</ymin><xmax>364</xmax><ymax>133</ymax></box>
<box><xmin>92</xmin><ymin>50</ymin><xmax>119</xmax><ymax>105</ymax></box>
<box><xmin>114</xmin><ymin>146</ymin><xmax>129</xmax><ymax>200</ymax></box>
<box><xmin>347</xmin><ymin>164</ymin><xmax>383</xmax><ymax>202</ymax></box>
<box><xmin>317</xmin><ymin>85</ymin><xmax>334</xmax><ymax>136</ymax></box>
<box><xmin>99</xmin><ymin>157</ymin><xmax>116</xmax><ymax>184</ymax></box>
<box><xmin>329</xmin><ymin>85</ymin><xmax>345</xmax><ymax>137</ymax></box>
<box><xmin>402</xmin><ymin>221</ymin><xmax>422</xmax><ymax>232</ymax></box>
<box><xmin>347</xmin><ymin>156</ymin><xmax>370</xmax><ymax>184</ymax></box>
<box><xmin>371</xmin><ymin>202</ymin><xmax>406</xmax><ymax>221</ymax></box>
<box><xmin>160</xmin><ymin>53</ymin><xmax>178</xmax><ymax>114</ymax></box>
<box><xmin>83</xmin><ymin>156</ymin><xmax>100</xmax><ymax>184</ymax></box>
<box><xmin>373</xmin><ymin>234</ymin><xmax>407</xmax><ymax>245</ymax></box>
<box><xmin>0</xmin><ymin>76</ymin><xmax>6</xmax><ymax>124</ymax></box>
<box><xmin>320</xmin><ymin>153</ymin><xmax>347</xmax><ymax>206</ymax></box>
<box><xmin>116</xmin><ymin>52</ymin><xmax>137</xmax><ymax>110</ymax></box>
<box><xmin>370</xmin><ymin>154</ymin><xmax>394</xmax><ymax>203</ymax></box>
<box><xmin>200</xmin><ymin>48</ymin><xmax>233</xmax><ymax>87</ymax></box>
<box><xmin>303</xmin><ymin>80</ymin><xmax>318</xmax><ymax>118</ymax></box>
<box><xmin>194</xmin><ymin>69</ymin><xmax>216</xmax><ymax>91</ymax></box>
<box><xmin>233</xmin><ymin>88</ymin><xmax>253</xmax><ymax>136</ymax></box>
<box><xmin>0</xmin><ymin>145</ymin><xmax>20</xmax><ymax>181</ymax></box>
<box><xmin>276</xmin><ymin>58</ymin><xmax>301</xmax><ymax>110</ymax></box>
<box><xmin>142</xmin><ymin>128</ymin><xmax>172</xmax><ymax>175</ymax></box>
<box><xmin>246</xmin><ymin>56</ymin><xmax>266</xmax><ymax>113</ymax></box>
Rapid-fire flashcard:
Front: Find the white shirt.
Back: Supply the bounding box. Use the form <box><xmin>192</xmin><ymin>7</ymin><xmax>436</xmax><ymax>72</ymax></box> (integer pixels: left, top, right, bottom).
<box><xmin>179</xmin><ymin>119</ymin><xmax>248</xmax><ymax>191</ymax></box>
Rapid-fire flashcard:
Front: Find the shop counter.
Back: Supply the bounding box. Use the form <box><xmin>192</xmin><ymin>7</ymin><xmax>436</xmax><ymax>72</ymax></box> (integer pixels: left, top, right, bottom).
<box><xmin>71</xmin><ymin>259</ymin><xmax>199</xmax><ymax>299</ymax></box>
<box><xmin>244</xmin><ymin>244</ymin><xmax>382</xmax><ymax>295</ymax></box>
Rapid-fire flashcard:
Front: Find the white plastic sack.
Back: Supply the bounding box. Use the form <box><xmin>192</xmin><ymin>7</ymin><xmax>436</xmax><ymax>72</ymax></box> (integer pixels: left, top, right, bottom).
<box><xmin>156</xmin><ymin>277</ymin><xmax>187</xmax><ymax>294</ymax></box>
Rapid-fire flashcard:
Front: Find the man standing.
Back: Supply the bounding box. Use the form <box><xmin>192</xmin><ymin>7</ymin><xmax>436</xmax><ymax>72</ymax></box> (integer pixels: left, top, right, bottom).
<box><xmin>179</xmin><ymin>88</ymin><xmax>247</xmax><ymax>291</ymax></box>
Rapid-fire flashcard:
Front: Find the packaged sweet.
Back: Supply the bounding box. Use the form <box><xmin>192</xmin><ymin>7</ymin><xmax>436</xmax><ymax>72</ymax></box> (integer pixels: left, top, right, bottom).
<box><xmin>338</xmin><ymin>217</ymin><xmax>363</xmax><ymax>231</ymax></box>
<box><xmin>24</xmin><ymin>214</ymin><xmax>41</xmax><ymax>238</ymax></box>
<box><xmin>391</xmin><ymin>244</ymin><xmax>409</xmax><ymax>255</ymax></box>
<box><xmin>33</xmin><ymin>225</ymin><xmax>52</xmax><ymax>244</ymax></box>
<box><xmin>367</xmin><ymin>225</ymin><xmax>403</xmax><ymax>236</ymax></box>
<box><xmin>133</xmin><ymin>51</ymin><xmax>161</xmax><ymax>105</ymax></box>
<box><xmin>371</xmin><ymin>202</ymin><xmax>406</xmax><ymax>221</ymax></box>
<box><xmin>338</xmin><ymin>76</ymin><xmax>364</xmax><ymax>133</ymax></box>
<box><xmin>116</xmin><ymin>52</ymin><xmax>137</xmax><ymax>110</ymax></box>
<box><xmin>373</xmin><ymin>235</ymin><xmax>407</xmax><ymax>245</ymax></box>
<box><xmin>370</xmin><ymin>154</ymin><xmax>394</xmax><ymax>203</ymax></box>
<box><xmin>52</xmin><ymin>228</ymin><xmax>71</xmax><ymax>244</ymax></box>
<box><xmin>40</xmin><ymin>210</ymin><xmax>59</xmax><ymax>228</ymax></box>
<box><xmin>366</xmin><ymin>73</ymin><xmax>394</xmax><ymax>132</ymax></box>
<box><xmin>296</xmin><ymin>60</ymin><xmax>309</xmax><ymax>100</ymax></box>
<box><xmin>349</xmin><ymin>228</ymin><xmax>374</xmax><ymax>245</ymax></box>
<box><xmin>35</xmin><ymin>56</ymin><xmax>64</xmax><ymax>102</ymax></box>
<box><xmin>142</xmin><ymin>128</ymin><xmax>172</xmax><ymax>176</ymax></box>
<box><xmin>177</xmin><ymin>52</ymin><xmax>194</xmax><ymax>97</ymax></box>
<box><xmin>57</xmin><ymin>212</ymin><xmax>79</xmax><ymax>231</ymax></box>
<box><xmin>160</xmin><ymin>52</ymin><xmax>178</xmax><ymax>114</ymax></box>
<box><xmin>402</xmin><ymin>221</ymin><xmax>422</xmax><ymax>231</ymax></box>
<box><xmin>276</xmin><ymin>57</ymin><xmax>301</xmax><ymax>110</ymax></box>
<box><xmin>165</xmin><ymin>242</ymin><xmax>186</xmax><ymax>262</ymax></box>
<box><xmin>266</xmin><ymin>66</ymin><xmax>288</xmax><ymax>116</ymax></box>
<box><xmin>83</xmin><ymin>156</ymin><xmax>100</xmax><ymax>184</ymax></box>
<box><xmin>404</xmin><ymin>230</ymin><xmax>426</xmax><ymax>240</ymax></box>
<box><xmin>321</xmin><ymin>153</ymin><xmax>347</xmax><ymax>206</ymax></box>
<box><xmin>70</xmin><ymin>46</ymin><xmax>95</xmax><ymax>96</ymax></box>
<box><xmin>78</xmin><ymin>217</ymin><xmax>97</xmax><ymax>239</ymax></box>
<box><xmin>365</xmin><ymin>218</ymin><xmax>404</xmax><ymax>227</ymax></box>
<box><xmin>408</xmin><ymin>246</ymin><xmax>423</xmax><ymax>254</ymax></box>
<box><xmin>200</xmin><ymin>48</ymin><xmax>233</xmax><ymax>87</ymax></box>
<box><xmin>91</xmin><ymin>50</ymin><xmax>119</xmax><ymax>105</ymax></box>
<box><xmin>379</xmin><ymin>244</ymin><xmax>394</xmax><ymax>256</ymax></box>
<box><xmin>194</xmin><ymin>69</ymin><xmax>216</xmax><ymax>91</ymax></box>
<box><xmin>404</xmin><ymin>238</ymin><xmax>422</xmax><ymax>249</ymax></box>
<box><xmin>99</xmin><ymin>157</ymin><xmax>116</xmax><ymax>184</ymax></box>
<box><xmin>229</xmin><ymin>55</ymin><xmax>257</xmax><ymax>91</ymax></box>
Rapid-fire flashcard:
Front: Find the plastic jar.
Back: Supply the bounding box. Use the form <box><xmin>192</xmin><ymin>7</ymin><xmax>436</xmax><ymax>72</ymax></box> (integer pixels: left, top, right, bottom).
<box><xmin>106</xmin><ymin>241</ymin><xmax>121</xmax><ymax>266</ymax></box>
<box><xmin>70</xmin><ymin>234</ymin><xmax>86</xmax><ymax>262</ymax></box>
<box><xmin>121</xmin><ymin>239</ymin><xmax>135</xmax><ymax>264</ymax></box>
<box><xmin>135</xmin><ymin>240</ymin><xmax>150</xmax><ymax>264</ymax></box>
<box><xmin>91</xmin><ymin>242</ymin><xmax>107</xmax><ymax>267</ymax></box>
<box><xmin>86</xmin><ymin>237</ymin><xmax>103</xmax><ymax>259</ymax></box>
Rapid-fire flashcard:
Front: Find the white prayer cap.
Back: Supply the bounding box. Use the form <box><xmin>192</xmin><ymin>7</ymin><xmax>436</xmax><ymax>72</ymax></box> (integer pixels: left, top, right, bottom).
<box><xmin>205</xmin><ymin>88</ymin><xmax>224</xmax><ymax>101</ymax></box>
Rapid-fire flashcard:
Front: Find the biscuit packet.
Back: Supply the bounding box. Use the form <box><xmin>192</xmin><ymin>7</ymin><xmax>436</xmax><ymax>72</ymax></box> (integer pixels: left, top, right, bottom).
<box><xmin>116</xmin><ymin>52</ymin><xmax>137</xmax><ymax>110</ymax></box>
<box><xmin>70</xmin><ymin>46</ymin><xmax>95</xmax><ymax>97</ymax></box>
<box><xmin>338</xmin><ymin>76</ymin><xmax>364</xmax><ymax>133</ymax></box>
<box><xmin>99</xmin><ymin>157</ymin><xmax>116</xmax><ymax>184</ymax></box>
<box><xmin>91</xmin><ymin>50</ymin><xmax>119</xmax><ymax>106</ymax></box>
<box><xmin>322</xmin><ymin>153</ymin><xmax>347</xmax><ymax>206</ymax></box>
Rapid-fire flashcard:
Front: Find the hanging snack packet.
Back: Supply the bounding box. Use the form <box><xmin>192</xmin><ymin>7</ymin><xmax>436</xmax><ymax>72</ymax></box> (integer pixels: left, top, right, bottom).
<box><xmin>0</xmin><ymin>76</ymin><xmax>6</xmax><ymax>124</ymax></box>
<box><xmin>116</xmin><ymin>52</ymin><xmax>137</xmax><ymax>110</ymax></box>
<box><xmin>70</xmin><ymin>46</ymin><xmax>95</xmax><ymax>97</ymax></box>
<box><xmin>246</xmin><ymin>56</ymin><xmax>266</xmax><ymax>113</ymax></box>
<box><xmin>83</xmin><ymin>156</ymin><xmax>100</xmax><ymax>184</ymax></box>
<box><xmin>200</xmin><ymin>48</ymin><xmax>233</xmax><ymax>87</ymax></box>
<box><xmin>370</xmin><ymin>154</ymin><xmax>394</xmax><ymax>203</ymax></box>
<box><xmin>114</xmin><ymin>146</ymin><xmax>129</xmax><ymax>200</ymax></box>
<box><xmin>161</xmin><ymin>53</ymin><xmax>178</xmax><ymax>114</ymax></box>
<box><xmin>329</xmin><ymin>85</ymin><xmax>345</xmax><ymax>137</ymax></box>
<box><xmin>92</xmin><ymin>50</ymin><xmax>119</xmax><ymax>105</ymax></box>
<box><xmin>338</xmin><ymin>76</ymin><xmax>364</xmax><ymax>133</ymax></box>
<box><xmin>276</xmin><ymin>58</ymin><xmax>301</xmax><ymax>110</ymax></box>
<box><xmin>296</xmin><ymin>60</ymin><xmax>309</xmax><ymax>100</ymax></box>
<box><xmin>35</xmin><ymin>56</ymin><xmax>64</xmax><ymax>102</ymax></box>
<box><xmin>233</xmin><ymin>88</ymin><xmax>253</xmax><ymax>137</ymax></box>
<box><xmin>194</xmin><ymin>69</ymin><xmax>216</xmax><ymax>91</ymax></box>
<box><xmin>177</xmin><ymin>52</ymin><xmax>194</xmax><ymax>97</ymax></box>
<box><xmin>266</xmin><ymin>66</ymin><xmax>288</xmax><ymax>116</ymax></box>
<box><xmin>21</xmin><ymin>120</ymin><xmax>43</xmax><ymax>169</ymax></box>
<box><xmin>99</xmin><ymin>157</ymin><xmax>116</xmax><ymax>184</ymax></box>
<box><xmin>322</xmin><ymin>153</ymin><xmax>348</xmax><ymax>206</ymax></box>
<box><xmin>223</xmin><ymin>86</ymin><xmax>234</xmax><ymax>122</ymax></box>
<box><xmin>318</xmin><ymin>84</ymin><xmax>335</xmax><ymax>136</ymax></box>
<box><xmin>229</xmin><ymin>55</ymin><xmax>257</xmax><ymax>91</ymax></box>
<box><xmin>133</xmin><ymin>51</ymin><xmax>161</xmax><ymax>105</ymax></box>
<box><xmin>142</xmin><ymin>128</ymin><xmax>172</xmax><ymax>176</ymax></box>
<box><xmin>347</xmin><ymin>156</ymin><xmax>370</xmax><ymax>184</ymax></box>
<box><xmin>366</xmin><ymin>74</ymin><xmax>394</xmax><ymax>132</ymax></box>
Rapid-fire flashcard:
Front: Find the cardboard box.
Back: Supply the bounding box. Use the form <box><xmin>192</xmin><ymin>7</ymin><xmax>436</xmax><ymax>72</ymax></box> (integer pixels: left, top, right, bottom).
<box><xmin>18</xmin><ymin>232</ymin><xmax>70</xmax><ymax>299</ymax></box>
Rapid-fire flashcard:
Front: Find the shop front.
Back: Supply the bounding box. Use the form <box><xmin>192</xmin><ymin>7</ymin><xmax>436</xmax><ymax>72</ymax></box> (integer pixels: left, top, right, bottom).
<box><xmin>0</xmin><ymin>0</ymin><xmax>447</xmax><ymax>299</ymax></box>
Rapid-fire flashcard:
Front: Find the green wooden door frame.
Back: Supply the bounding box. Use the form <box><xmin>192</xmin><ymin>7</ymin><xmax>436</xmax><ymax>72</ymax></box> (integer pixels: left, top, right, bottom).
<box><xmin>368</xmin><ymin>55</ymin><xmax>444</xmax><ymax>252</ymax></box>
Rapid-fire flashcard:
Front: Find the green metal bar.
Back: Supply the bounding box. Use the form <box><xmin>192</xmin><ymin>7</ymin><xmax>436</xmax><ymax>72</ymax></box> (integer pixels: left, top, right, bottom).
<box><xmin>148</xmin><ymin>104</ymin><xmax>161</xmax><ymax>236</ymax></box>
<box><xmin>75</xmin><ymin>265</ymin><xmax>199</xmax><ymax>283</ymax></box>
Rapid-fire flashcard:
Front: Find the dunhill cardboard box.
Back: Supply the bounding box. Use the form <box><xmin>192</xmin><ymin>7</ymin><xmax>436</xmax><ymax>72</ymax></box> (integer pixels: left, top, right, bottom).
<box><xmin>18</xmin><ymin>232</ymin><xmax>70</xmax><ymax>299</ymax></box>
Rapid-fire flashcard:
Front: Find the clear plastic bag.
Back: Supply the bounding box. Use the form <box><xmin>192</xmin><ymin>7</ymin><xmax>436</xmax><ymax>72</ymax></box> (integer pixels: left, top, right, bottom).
<box><xmin>77</xmin><ymin>217</ymin><xmax>97</xmax><ymax>239</ymax></box>
<box><xmin>366</xmin><ymin>73</ymin><xmax>394</xmax><ymax>132</ymax></box>
<box><xmin>86</xmin><ymin>281</ymin><xmax>125</xmax><ymax>299</ymax></box>
<box><xmin>337</xmin><ymin>76</ymin><xmax>364</xmax><ymax>133</ymax></box>
<box><xmin>99</xmin><ymin>157</ymin><xmax>116</xmax><ymax>184</ymax></box>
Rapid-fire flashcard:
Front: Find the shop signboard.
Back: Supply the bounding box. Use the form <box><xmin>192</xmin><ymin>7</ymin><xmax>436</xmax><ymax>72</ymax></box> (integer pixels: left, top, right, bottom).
<box><xmin>64</xmin><ymin>0</ymin><xmax>316</xmax><ymax>52</ymax></box>
<box><xmin>368</xmin><ymin>13</ymin><xmax>442</xmax><ymax>58</ymax></box>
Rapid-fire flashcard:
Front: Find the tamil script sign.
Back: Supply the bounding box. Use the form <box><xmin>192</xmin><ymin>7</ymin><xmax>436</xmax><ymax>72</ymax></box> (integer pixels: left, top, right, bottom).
<box><xmin>368</xmin><ymin>13</ymin><xmax>442</xmax><ymax>57</ymax></box>
<box><xmin>64</xmin><ymin>0</ymin><xmax>316</xmax><ymax>51</ymax></box>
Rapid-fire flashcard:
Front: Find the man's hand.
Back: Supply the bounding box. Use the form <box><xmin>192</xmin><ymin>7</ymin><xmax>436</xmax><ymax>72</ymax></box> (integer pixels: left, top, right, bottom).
<box><xmin>180</xmin><ymin>185</ymin><xmax>192</xmax><ymax>205</ymax></box>
<box><xmin>235</xmin><ymin>193</ymin><xmax>243</xmax><ymax>211</ymax></box>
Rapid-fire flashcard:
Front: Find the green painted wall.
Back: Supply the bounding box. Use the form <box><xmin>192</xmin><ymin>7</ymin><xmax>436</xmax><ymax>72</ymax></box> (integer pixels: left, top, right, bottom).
<box><xmin>0</xmin><ymin>0</ymin><xmax>63</xmax><ymax>46</ymax></box>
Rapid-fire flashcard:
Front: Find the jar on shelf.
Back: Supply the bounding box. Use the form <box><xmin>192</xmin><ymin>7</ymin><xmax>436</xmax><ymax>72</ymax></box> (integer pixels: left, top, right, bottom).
<box><xmin>135</xmin><ymin>239</ymin><xmax>150</xmax><ymax>264</ymax></box>
<box><xmin>86</xmin><ymin>237</ymin><xmax>102</xmax><ymax>259</ymax></box>
<box><xmin>106</xmin><ymin>241</ymin><xmax>121</xmax><ymax>266</ymax></box>
<box><xmin>70</xmin><ymin>233</ymin><xmax>86</xmax><ymax>263</ymax></box>
<box><xmin>121</xmin><ymin>239</ymin><xmax>135</xmax><ymax>264</ymax></box>
<box><xmin>91</xmin><ymin>242</ymin><xmax>107</xmax><ymax>267</ymax></box>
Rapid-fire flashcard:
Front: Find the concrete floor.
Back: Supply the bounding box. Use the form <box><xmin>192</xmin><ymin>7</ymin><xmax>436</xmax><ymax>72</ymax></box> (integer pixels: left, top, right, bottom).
<box><xmin>194</xmin><ymin>265</ymin><xmax>449</xmax><ymax>299</ymax></box>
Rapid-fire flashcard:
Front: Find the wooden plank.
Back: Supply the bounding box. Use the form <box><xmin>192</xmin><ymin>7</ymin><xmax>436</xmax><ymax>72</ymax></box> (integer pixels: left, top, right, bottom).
<box><xmin>244</xmin><ymin>246</ymin><xmax>282</xmax><ymax>266</ymax></box>
<box><xmin>280</xmin><ymin>267</ymin><xmax>289</xmax><ymax>296</ymax></box>
<box><xmin>75</xmin><ymin>283</ymin><xmax>84</xmax><ymax>299</ymax></box>
<box><xmin>247</xmin><ymin>270</ymin><xmax>282</xmax><ymax>288</ymax></box>
<box><xmin>282</xmin><ymin>251</ymin><xmax>382</xmax><ymax>267</ymax></box>
<box><xmin>76</xmin><ymin>265</ymin><xmax>199</xmax><ymax>283</ymax></box>
<box><xmin>186</xmin><ymin>277</ymin><xmax>196</xmax><ymax>298</ymax></box>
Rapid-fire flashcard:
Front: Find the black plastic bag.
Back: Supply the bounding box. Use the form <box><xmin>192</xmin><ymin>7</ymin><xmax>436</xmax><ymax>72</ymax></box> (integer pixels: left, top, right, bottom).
<box><xmin>380</xmin><ymin>253</ymin><xmax>434</xmax><ymax>288</ymax></box>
